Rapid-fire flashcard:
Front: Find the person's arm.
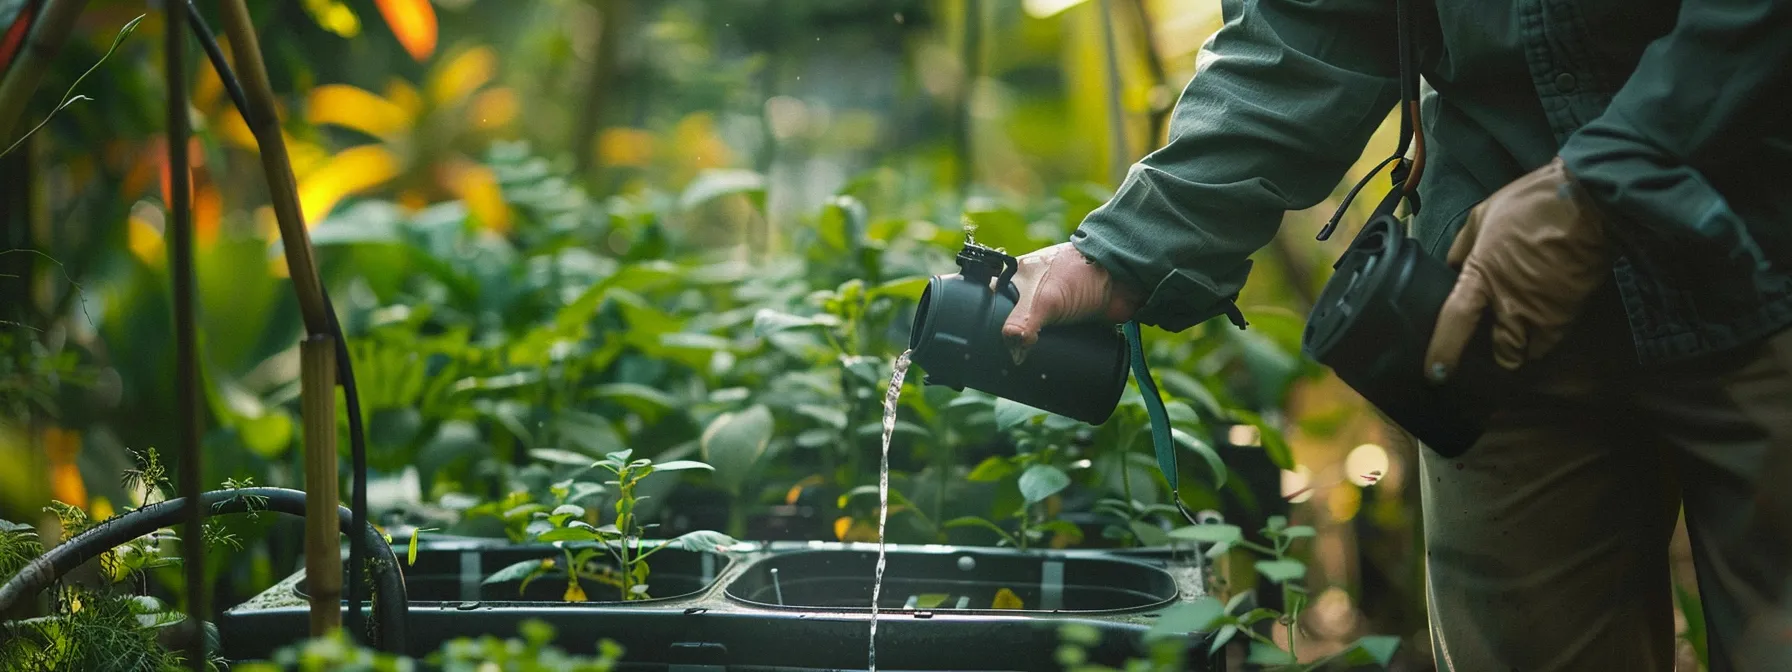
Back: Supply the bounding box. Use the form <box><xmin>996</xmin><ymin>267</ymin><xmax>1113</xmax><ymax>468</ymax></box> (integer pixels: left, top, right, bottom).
<box><xmin>1558</xmin><ymin>0</ymin><xmax>1792</xmax><ymax>253</ymax></box>
<box><xmin>1072</xmin><ymin>0</ymin><xmax>1402</xmax><ymax>332</ymax></box>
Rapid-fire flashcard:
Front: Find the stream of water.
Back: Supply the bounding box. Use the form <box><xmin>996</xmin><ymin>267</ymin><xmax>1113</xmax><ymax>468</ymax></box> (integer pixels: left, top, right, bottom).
<box><xmin>868</xmin><ymin>349</ymin><xmax>912</xmax><ymax>672</ymax></box>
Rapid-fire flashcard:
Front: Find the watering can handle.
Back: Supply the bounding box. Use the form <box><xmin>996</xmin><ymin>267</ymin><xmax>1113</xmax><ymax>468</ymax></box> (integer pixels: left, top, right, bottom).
<box><xmin>1124</xmin><ymin>321</ymin><xmax>1202</xmax><ymax>527</ymax></box>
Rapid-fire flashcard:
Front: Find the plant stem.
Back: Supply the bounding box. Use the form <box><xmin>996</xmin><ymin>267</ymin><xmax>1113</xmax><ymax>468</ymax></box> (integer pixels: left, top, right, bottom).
<box><xmin>165</xmin><ymin>0</ymin><xmax>207</xmax><ymax>666</ymax></box>
<box><xmin>0</xmin><ymin>0</ymin><xmax>92</xmax><ymax>147</ymax></box>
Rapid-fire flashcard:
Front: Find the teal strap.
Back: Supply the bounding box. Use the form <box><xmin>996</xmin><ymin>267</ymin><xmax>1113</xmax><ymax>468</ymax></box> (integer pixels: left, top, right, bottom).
<box><xmin>1124</xmin><ymin>321</ymin><xmax>1200</xmax><ymax>525</ymax></box>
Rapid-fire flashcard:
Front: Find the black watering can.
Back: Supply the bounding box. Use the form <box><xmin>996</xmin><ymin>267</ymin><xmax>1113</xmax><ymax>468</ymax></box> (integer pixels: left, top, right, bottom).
<box><xmin>908</xmin><ymin>241</ymin><xmax>1129</xmax><ymax>425</ymax></box>
<box><xmin>1301</xmin><ymin>214</ymin><xmax>1510</xmax><ymax>457</ymax></box>
<box><xmin>910</xmin><ymin>226</ymin><xmax>1509</xmax><ymax>459</ymax></box>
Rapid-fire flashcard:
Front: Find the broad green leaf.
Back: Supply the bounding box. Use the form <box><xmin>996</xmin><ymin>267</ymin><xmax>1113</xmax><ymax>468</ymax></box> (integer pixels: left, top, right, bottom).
<box><xmin>1253</xmin><ymin>559</ymin><xmax>1307</xmax><ymax>583</ymax></box>
<box><xmin>667</xmin><ymin>530</ymin><xmax>739</xmax><ymax>553</ymax></box>
<box><xmin>591</xmin><ymin>383</ymin><xmax>678</xmax><ymax>423</ymax></box>
<box><xmin>1168</xmin><ymin>523</ymin><xmax>1242</xmax><ymax>545</ymax></box>
<box><xmin>994</xmin><ymin>398</ymin><xmax>1050</xmax><ymax>432</ymax></box>
<box><xmin>551</xmin><ymin>505</ymin><xmax>586</xmax><ymax>519</ymax></box>
<box><xmin>966</xmin><ymin>456</ymin><xmax>1017</xmax><ymax>482</ymax></box>
<box><xmin>701</xmin><ymin>405</ymin><xmax>775</xmax><ymax>494</ymax></box>
<box><xmin>537</xmin><ymin>527</ymin><xmax>601</xmax><ymax>543</ymax></box>
<box><xmin>1171</xmin><ymin>427</ymin><xmax>1227</xmax><ymax>489</ymax></box>
<box><xmin>1144</xmin><ymin>596</ymin><xmax>1224</xmax><ymax>642</ymax></box>
<box><xmin>1281</xmin><ymin>525</ymin><xmax>1316</xmax><ymax>539</ymax></box>
<box><xmin>239</xmin><ymin>411</ymin><xmax>295</xmax><ymax>459</ymax></box>
<box><xmin>1246</xmin><ymin>643</ymin><xmax>1297</xmax><ymax>666</ymax></box>
<box><xmin>752</xmin><ymin>309</ymin><xmax>837</xmax><ymax>336</ymax></box>
<box><xmin>1341</xmin><ymin>635</ymin><xmax>1403</xmax><ymax>667</ymax></box>
<box><xmin>651</xmin><ymin>460</ymin><xmax>714</xmax><ymax>472</ymax></box>
<box><xmin>1209</xmin><ymin>625</ymin><xmax>1238</xmax><ymax>656</ymax></box>
<box><xmin>482</xmin><ymin>558</ymin><xmax>548</xmax><ymax>585</ymax></box>
<box><xmin>531</xmin><ymin>449</ymin><xmax>595</xmax><ymax>467</ymax></box>
<box><xmin>1129</xmin><ymin>521</ymin><xmax>1171</xmax><ymax>546</ymax></box>
<box><xmin>867</xmin><ymin>276</ymin><xmax>927</xmax><ymax>301</ymax></box>
<box><xmin>679</xmin><ymin>169</ymin><xmax>767</xmax><ymax>211</ymax></box>
<box><xmin>794</xmin><ymin>404</ymin><xmax>848</xmax><ymax>431</ymax></box>
<box><xmin>1017</xmin><ymin>465</ymin><xmax>1071</xmax><ymax>505</ymax></box>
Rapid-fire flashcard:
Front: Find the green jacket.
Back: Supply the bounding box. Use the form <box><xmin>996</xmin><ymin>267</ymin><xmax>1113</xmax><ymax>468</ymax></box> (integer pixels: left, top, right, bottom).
<box><xmin>1072</xmin><ymin>0</ymin><xmax>1792</xmax><ymax>364</ymax></box>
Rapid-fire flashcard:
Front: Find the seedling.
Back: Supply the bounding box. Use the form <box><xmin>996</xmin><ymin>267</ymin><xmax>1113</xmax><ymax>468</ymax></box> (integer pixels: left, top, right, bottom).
<box><xmin>484</xmin><ymin>450</ymin><xmax>736</xmax><ymax>601</ymax></box>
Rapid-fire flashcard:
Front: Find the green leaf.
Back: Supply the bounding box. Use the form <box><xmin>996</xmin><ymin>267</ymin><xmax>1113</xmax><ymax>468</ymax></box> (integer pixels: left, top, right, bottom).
<box><xmin>537</xmin><ymin>527</ymin><xmax>602</xmax><ymax>543</ymax></box>
<box><xmin>1017</xmin><ymin>465</ymin><xmax>1071</xmax><ymax>505</ymax></box>
<box><xmin>1224</xmin><ymin>590</ymin><xmax>1251</xmax><ymax>615</ymax></box>
<box><xmin>1036</xmin><ymin>519</ymin><xmax>1086</xmax><ymax>545</ymax></box>
<box><xmin>966</xmin><ymin>456</ymin><xmax>1018</xmax><ymax>482</ymax></box>
<box><xmin>793</xmin><ymin>404</ymin><xmax>848</xmax><ymax>431</ymax></box>
<box><xmin>1209</xmin><ymin>625</ymin><xmax>1238</xmax><ymax>656</ymax></box>
<box><xmin>994</xmin><ymin>398</ymin><xmax>1050</xmax><ymax>432</ymax></box>
<box><xmin>483</xmin><ymin>558</ymin><xmax>549</xmax><ymax>585</ymax></box>
<box><xmin>1281</xmin><ymin>525</ymin><xmax>1316</xmax><ymax>539</ymax></box>
<box><xmin>679</xmin><ymin>169</ymin><xmax>767</xmax><ymax>211</ymax></box>
<box><xmin>2</xmin><ymin>14</ymin><xmax>146</xmax><ymax>159</ymax></box>
<box><xmin>752</xmin><ymin>309</ymin><xmax>837</xmax><ymax>336</ymax></box>
<box><xmin>591</xmin><ymin>384</ymin><xmax>678</xmax><ymax>423</ymax></box>
<box><xmin>531</xmin><ymin>449</ymin><xmax>596</xmax><ymax>467</ymax></box>
<box><xmin>1167</xmin><ymin>523</ymin><xmax>1243</xmax><ymax>545</ymax></box>
<box><xmin>942</xmin><ymin>516</ymin><xmax>1014</xmax><ymax>546</ymax></box>
<box><xmin>1170</xmin><ymin>428</ymin><xmax>1227</xmax><ymax>489</ymax></box>
<box><xmin>1144</xmin><ymin>596</ymin><xmax>1224</xmax><ymax>642</ymax></box>
<box><xmin>701</xmin><ymin>405</ymin><xmax>775</xmax><ymax>495</ymax></box>
<box><xmin>551</xmin><ymin>505</ymin><xmax>586</xmax><ymax>519</ymax></box>
<box><xmin>1246</xmin><ymin>643</ymin><xmax>1297</xmax><ymax>666</ymax></box>
<box><xmin>407</xmin><ymin>528</ymin><xmax>439</xmax><ymax>566</ymax></box>
<box><xmin>651</xmin><ymin>460</ymin><xmax>713</xmax><ymax>472</ymax></box>
<box><xmin>666</xmin><ymin>530</ymin><xmax>739</xmax><ymax>553</ymax></box>
<box><xmin>1253</xmin><ymin>559</ymin><xmax>1307</xmax><ymax>583</ymax></box>
<box><xmin>867</xmin><ymin>276</ymin><xmax>928</xmax><ymax>301</ymax></box>
<box><xmin>239</xmin><ymin>411</ymin><xmax>295</xmax><ymax>459</ymax></box>
<box><xmin>1341</xmin><ymin>635</ymin><xmax>1403</xmax><ymax>667</ymax></box>
<box><xmin>1128</xmin><ymin>521</ymin><xmax>1171</xmax><ymax>546</ymax></box>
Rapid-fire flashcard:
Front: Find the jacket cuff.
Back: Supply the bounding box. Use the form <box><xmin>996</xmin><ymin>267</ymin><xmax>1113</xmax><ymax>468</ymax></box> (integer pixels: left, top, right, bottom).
<box><xmin>1135</xmin><ymin>265</ymin><xmax>1252</xmax><ymax>332</ymax></box>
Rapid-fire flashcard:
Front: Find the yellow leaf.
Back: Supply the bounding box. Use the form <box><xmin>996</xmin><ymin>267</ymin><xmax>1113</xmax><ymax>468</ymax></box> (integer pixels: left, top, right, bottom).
<box><xmin>834</xmin><ymin>516</ymin><xmax>853</xmax><ymax>541</ymax></box>
<box><xmin>384</xmin><ymin>78</ymin><xmax>425</xmax><ymax>121</ymax></box>
<box><xmin>50</xmin><ymin>463</ymin><xmax>86</xmax><ymax>511</ymax></box>
<box><xmin>307</xmin><ymin>84</ymin><xmax>413</xmax><ymax>139</ymax></box>
<box><xmin>303</xmin><ymin>0</ymin><xmax>361</xmax><ymax>38</ymax></box>
<box><xmin>286</xmin><ymin>140</ymin><xmax>330</xmax><ymax>181</ymax></box>
<box><xmin>468</xmin><ymin>87</ymin><xmax>518</xmax><ymax>131</ymax></box>
<box><xmin>598</xmin><ymin>128</ymin><xmax>655</xmax><ymax>168</ymax></box>
<box><xmin>297</xmin><ymin>145</ymin><xmax>401</xmax><ymax>224</ymax></box>
<box><xmin>128</xmin><ymin>212</ymin><xmax>164</xmax><ymax>265</ymax></box>
<box><xmin>375</xmin><ymin>0</ymin><xmax>437</xmax><ymax>62</ymax></box>
<box><xmin>564</xmin><ymin>581</ymin><xmax>587</xmax><ymax>602</ymax></box>
<box><xmin>428</xmin><ymin>46</ymin><xmax>496</xmax><ymax>106</ymax></box>
<box><xmin>992</xmin><ymin>587</ymin><xmax>1024</xmax><ymax>610</ymax></box>
<box><xmin>443</xmin><ymin>160</ymin><xmax>510</xmax><ymax>233</ymax></box>
<box><xmin>213</xmin><ymin>107</ymin><xmax>259</xmax><ymax>150</ymax></box>
<box><xmin>89</xmin><ymin>497</ymin><xmax>114</xmax><ymax>522</ymax></box>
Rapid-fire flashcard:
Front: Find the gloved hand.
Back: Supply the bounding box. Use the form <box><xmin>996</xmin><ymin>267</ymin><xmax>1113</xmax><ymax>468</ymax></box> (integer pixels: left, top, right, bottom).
<box><xmin>997</xmin><ymin>242</ymin><xmax>1143</xmax><ymax>363</ymax></box>
<box><xmin>1424</xmin><ymin>157</ymin><xmax>1614</xmax><ymax>382</ymax></box>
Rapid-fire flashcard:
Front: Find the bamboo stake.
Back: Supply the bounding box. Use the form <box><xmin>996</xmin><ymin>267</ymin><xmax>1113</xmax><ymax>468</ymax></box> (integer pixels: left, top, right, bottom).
<box><xmin>0</xmin><ymin>0</ymin><xmax>91</xmax><ymax>146</ymax></box>
<box><xmin>215</xmin><ymin>0</ymin><xmax>329</xmax><ymax>333</ymax></box>
<box><xmin>217</xmin><ymin>0</ymin><xmax>341</xmax><ymax>636</ymax></box>
<box><xmin>163</xmin><ymin>0</ymin><xmax>207</xmax><ymax>667</ymax></box>
<box><xmin>299</xmin><ymin>335</ymin><xmax>341</xmax><ymax>634</ymax></box>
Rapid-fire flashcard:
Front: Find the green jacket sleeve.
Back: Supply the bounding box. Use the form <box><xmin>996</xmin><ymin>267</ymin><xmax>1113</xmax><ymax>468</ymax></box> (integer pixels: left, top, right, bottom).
<box><xmin>1071</xmin><ymin>0</ymin><xmax>1402</xmax><ymax>332</ymax></box>
<box><xmin>1559</xmin><ymin>1</ymin><xmax>1792</xmax><ymax>256</ymax></box>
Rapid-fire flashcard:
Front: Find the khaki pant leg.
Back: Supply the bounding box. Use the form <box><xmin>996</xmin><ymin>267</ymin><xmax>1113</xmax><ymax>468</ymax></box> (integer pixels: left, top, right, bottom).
<box><xmin>1421</xmin><ymin>294</ymin><xmax>1681</xmax><ymax>671</ymax></box>
<box><xmin>1638</xmin><ymin>328</ymin><xmax>1792</xmax><ymax>672</ymax></box>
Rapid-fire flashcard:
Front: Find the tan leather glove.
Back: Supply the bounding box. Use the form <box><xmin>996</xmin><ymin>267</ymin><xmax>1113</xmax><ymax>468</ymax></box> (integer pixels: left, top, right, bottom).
<box><xmin>997</xmin><ymin>242</ymin><xmax>1142</xmax><ymax>363</ymax></box>
<box><xmin>1424</xmin><ymin>157</ymin><xmax>1614</xmax><ymax>381</ymax></box>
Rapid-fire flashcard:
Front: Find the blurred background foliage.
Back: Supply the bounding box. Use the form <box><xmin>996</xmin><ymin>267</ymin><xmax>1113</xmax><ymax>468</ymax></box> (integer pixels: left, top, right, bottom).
<box><xmin>0</xmin><ymin>0</ymin><xmax>1707</xmax><ymax>669</ymax></box>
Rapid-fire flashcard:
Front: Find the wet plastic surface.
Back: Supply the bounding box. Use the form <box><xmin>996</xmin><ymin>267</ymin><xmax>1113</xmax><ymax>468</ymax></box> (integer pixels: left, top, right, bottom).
<box><xmin>220</xmin><ymin>540</ymin><xmax>1217</xmax><ymax>670</ymax></box>
<box><xmin>726</xmin><ymin>548</ymin><xmax>1178</xmax><ymax>614</ymax></box>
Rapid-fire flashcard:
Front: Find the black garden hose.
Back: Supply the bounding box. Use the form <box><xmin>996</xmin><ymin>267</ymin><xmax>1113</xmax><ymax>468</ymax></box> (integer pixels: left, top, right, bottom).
<box><xmin>184</xmin><ymin>1</ymin><xmax>377</xmax><ymax>638</ymax></box>
<box><xmin>0</xmin><ymin>488</ymin><xmax>408</xmax><ymax>653</ymax></box>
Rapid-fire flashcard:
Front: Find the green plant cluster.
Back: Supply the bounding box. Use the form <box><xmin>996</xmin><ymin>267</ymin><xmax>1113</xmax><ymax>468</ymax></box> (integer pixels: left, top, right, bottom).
<box><xmin>234</xmin><ymin>619</ymin><xmax>623</xmax><ymax>672</ymax></box>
